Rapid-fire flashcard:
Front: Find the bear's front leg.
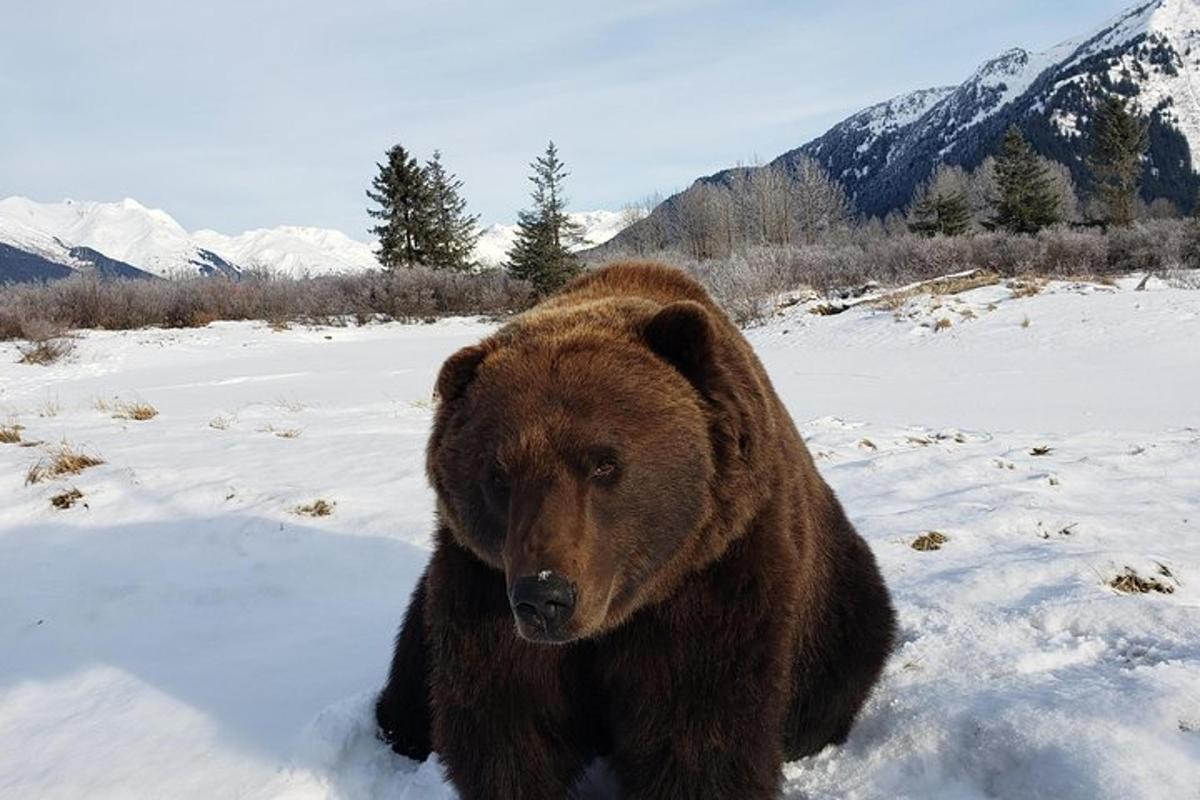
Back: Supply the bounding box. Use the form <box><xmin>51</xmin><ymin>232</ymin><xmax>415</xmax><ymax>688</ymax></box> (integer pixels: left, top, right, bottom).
<box><xmin>601</xmin><ymin>589</ymin><xmax>792</xmax><ymax>799</ymax></box>
<box><xmin>427</xmin><ymin>538</ymin><xmax>595</xmax><ymax>799</ymax></box>
<box><xmin>376</xmin><ymin>573</ymin><xmax>432</xmax><ymax>761</ymax></box>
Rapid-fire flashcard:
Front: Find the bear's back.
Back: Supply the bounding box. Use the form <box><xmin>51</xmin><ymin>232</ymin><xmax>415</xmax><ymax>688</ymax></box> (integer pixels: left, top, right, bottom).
<box><xmin>548</xmin><ymin>261</ymin><xmax>716</xmax><ymax>312</ymax></box>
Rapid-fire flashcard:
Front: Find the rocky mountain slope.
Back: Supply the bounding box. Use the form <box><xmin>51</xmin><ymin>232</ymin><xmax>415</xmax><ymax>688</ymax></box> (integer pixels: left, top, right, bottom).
<box><xmin>606</xmin><ymin>0</ymin><xmax>1200</xmax><ymax>253</ymax></box>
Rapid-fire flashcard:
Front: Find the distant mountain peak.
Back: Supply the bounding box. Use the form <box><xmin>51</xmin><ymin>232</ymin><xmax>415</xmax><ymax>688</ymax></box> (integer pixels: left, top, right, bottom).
<box><xmin>2</xmin><ymin>195</ymin><xmax>628</xmax><ymax>283</ymax></box>
<box><xmin>605</xmin><ymin>0</ymin><xmax>1200</xmax><ymax>249</ymax></box>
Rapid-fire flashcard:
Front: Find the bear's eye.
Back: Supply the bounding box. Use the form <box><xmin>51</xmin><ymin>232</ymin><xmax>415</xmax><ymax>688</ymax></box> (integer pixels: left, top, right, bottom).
<box><xmin>590</xmin><ymin>460</ymin><xmax>618</xmax><ymax>482</ymax></box>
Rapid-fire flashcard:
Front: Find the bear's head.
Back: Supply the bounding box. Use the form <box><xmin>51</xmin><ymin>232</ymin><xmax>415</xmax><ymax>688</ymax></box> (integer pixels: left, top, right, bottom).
<box><xmin>427</xmin><ymin>299</ymin><xmax>770</xmax><ymax>643</ymax></box>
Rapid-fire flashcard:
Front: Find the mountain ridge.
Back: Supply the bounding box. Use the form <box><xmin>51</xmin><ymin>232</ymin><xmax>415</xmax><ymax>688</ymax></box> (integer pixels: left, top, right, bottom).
<box><xmin>0</xmin><ymin>197</ymin><xmax>625</xmax><ymax>283</ymax></box>
<box><xmin>604</xmin><ymin>0</ymin><xmax>1200</xmax><ymax>254</ymax></box>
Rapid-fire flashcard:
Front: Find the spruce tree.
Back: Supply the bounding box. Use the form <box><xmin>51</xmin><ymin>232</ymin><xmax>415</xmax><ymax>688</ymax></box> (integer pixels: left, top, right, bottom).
<box><xmin>937</xmin><ymin>191</ymin><xmax>971</xmax><ymax>236</ymax></box>
<box><xmin>367</xmin><ymin>145</ymin><xmax>434</xmax><ymax>269</ymax></box>
<box><xmin>1088</xmin><ymin>96</ymin><xmax>1149</xmax><ymax>228</ymax></box>
<box><xmin>506</xmin><ymin>141</ymin><xmax>584</xmax><ymax>295</ymax></box>
<box><xmin>909</xmin><ymin>186</ymin><xmax>970</xmax><ymax>236</ymax></box>
<box><xmin>908</xmin><ymin>193</ymin><xmax>940</xmax><ymax>236</ymax></box>
<box><xmin>989</xmin><ymin>126</ymin><xmax>1061</xmax><ymax>234</ymax></box>
<box><xmin>423</xmin><ymin>151</ymin><xmax>480</xmax><ymax>272</ymax></box>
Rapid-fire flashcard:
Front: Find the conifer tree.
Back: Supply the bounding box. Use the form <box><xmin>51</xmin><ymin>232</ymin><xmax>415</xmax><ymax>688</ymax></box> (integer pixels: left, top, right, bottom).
<box><xmin>506</xmin><ymin>141</ymin><xmax>584</xmax><ymax>295</ymax></box>
<box><xmin>908</xmin><ymin>193</ymin><xmax>940</xmax><ymax>236</ymax></box>
<box><xmin>1088</xmin><ymin>96</ymin><xmax>1149</xmax><ymax>228</ymax></box>
<box><xmin>909</xmin><ymin>181</ymin><xmax>971</xmax><ymax>237</ymax></box>
<box><xmin>989</xmin><ymin>126</ymin><xmax>1061</xmax><ymax>234</ymax></box>
<box><xmin>367</xmin><ymin>145</ymin><xmax>433</xmax><ymax>269</ymax></box>
<box><xmin>936</xmin><ymin>191</ymin><xmax>970</xmax><ymax>236</ymax></box>
<box><xmin>423</xmin><ymin>151</ymin><xmax>480</xmax><ymax>272</ymax></box>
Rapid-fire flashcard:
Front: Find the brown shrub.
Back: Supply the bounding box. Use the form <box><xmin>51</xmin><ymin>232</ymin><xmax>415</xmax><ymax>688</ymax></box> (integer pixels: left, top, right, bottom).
<box><xmin>0</xmin><ymin>269</ymin><xmax>533</xmax><ymax>341</ymax></box>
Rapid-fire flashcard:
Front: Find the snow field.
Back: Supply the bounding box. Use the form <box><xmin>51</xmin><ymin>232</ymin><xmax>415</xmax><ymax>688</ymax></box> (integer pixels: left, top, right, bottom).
<box><xmin>0</xmin><ymin>276</ymin><xmax>1197</xmax><ymax>798</ymax></box>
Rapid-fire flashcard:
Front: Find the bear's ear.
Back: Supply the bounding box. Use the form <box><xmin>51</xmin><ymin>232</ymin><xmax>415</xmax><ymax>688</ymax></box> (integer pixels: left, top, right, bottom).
<box><xmin>642</xmin><ymin>301</ymin><xmax>715</xmax><ymax>390</ymax></box>
<box><xmin>434</xmin><ymin>343</ymin><xmax>490</xmax><ymax>403</ymax></box>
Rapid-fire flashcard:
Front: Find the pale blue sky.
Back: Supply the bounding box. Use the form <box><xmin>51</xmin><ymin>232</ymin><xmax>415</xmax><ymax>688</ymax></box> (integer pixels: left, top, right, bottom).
<box><xmin>1</xmin><ymin>0</ymin><xmax>1134</xmax><ymax>236</ymax></box>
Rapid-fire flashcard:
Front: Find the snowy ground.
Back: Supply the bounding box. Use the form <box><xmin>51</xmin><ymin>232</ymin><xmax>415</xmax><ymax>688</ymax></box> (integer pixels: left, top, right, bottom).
<box><xmin>1</xmin><ymin>276</ymin><xmax>1198</xmax><ymax>799</ymax></box>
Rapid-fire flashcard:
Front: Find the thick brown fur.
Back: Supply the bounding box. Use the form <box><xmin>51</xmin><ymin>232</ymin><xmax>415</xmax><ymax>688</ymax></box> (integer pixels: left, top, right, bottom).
<box><xmin>376</xmin><ymin>262</ymin><xmax>896</xmax><ymax>798</ymax></box>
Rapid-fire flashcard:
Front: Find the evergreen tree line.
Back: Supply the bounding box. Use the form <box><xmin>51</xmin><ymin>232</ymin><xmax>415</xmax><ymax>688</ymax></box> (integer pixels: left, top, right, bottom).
<box><xmin>367</xmin><ymin>141</ymin><xmax>585</xmax><ymax>295</ymax></box>
<box><xmin>907</xmin><ymin>96</ymin><xmax>1153</xmax><ymax>237</ymax></box>
<box><xmin>367</xmin><ymin>147</ymin><xmax>480</xmax><ymax>272</ymax></box>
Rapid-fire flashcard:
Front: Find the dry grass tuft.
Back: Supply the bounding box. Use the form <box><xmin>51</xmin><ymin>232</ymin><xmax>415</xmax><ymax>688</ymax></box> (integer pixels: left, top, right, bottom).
<box><xmin>1008</xmin><ymin>278</ymin><xmax>1046</xmax><ymax>298</ymax></box>
<box><xmin>911</xmin><ymin>531</ymin><xmax>949</xmax><ymax>551</ymax></box>
<box><xmin>809</xmin><ymin>302</ymin><xmax>847</xmax><ymax>317</ymax></box>
<box><xmin>296</xmin><ymin>499</ymin><xmax>335</xmax><ymax>517</ymax></box>
<box><xmin>1030</xmin><ymin>445</ymin><xmax>1054</xmax><ymax>456</ymax></box>
<box><xmin>931</xmin><ymin>271</ymin><xmax>1001</xmax><ymax>296</ymax></box>
<box><xmin>26</xmin><ymin>442</ymin><xmax>105</xmax><ymax>485</ymax></box>
<box><xmin>870</xmin><ymin>271</ymin><xmax>1001</xmax><ymax>312</ymax></box>
<box><xmin>934</xmin><ymin>317</ymin><xmax>952</xmax><ymax>332</ymax></box>
<box><xmin>1109</xmin><ymin>567</ymin><xmax>1174</xmax><ymax>595</ymax></box>
<box><xmin>113</xmin><ymin>401</ymin><xmax>158</xmax><ymax>421</ymax></box>
<box><xmin>1021</xmin><ymin>315</ymin><xmax>1031</xmax><ymax>329</ymax></box>
<box><xmin>272</xmin><ymin>427</ymin><xmax>302</xmax><ymax>439</ymax></box>
<box><xmin>50</xmin><ymin>487</ymin><xmax>84</xmax><ymax>510</ymax></box>
<box><xmin>858</xmin><ymin>438</ymin><xmax>878</xmax><ymax>451</ymax></box>
<box><xmin>208</xmin><ymin>415</ymin><xmax>233</xmax><ymax>431</ymax></box>
<box><xmin>274</xmin><ymin>398</ymin><xmax>306</xmax><ymax>413</ymax></box>
<box><xmin>0</xmin><ymin>424</ymin><xmax>23</xmax><ymax>444</ymax></box>
<box><xmin>38</xmin><ymin>399</ymin><xmax>62</xmax><ymax>418</ymax></box>
<box><xmin>17</xmin><ymin>338</ymin><xmax>75</xmax><ymax>366</ymax></box>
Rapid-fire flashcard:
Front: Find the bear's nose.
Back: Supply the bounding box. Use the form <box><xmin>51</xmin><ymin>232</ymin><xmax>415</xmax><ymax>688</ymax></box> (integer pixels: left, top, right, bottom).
<box><xmin>509</xmin><ymin>572</ymin><xmax>577</xmax><ymax>633</ymax></box>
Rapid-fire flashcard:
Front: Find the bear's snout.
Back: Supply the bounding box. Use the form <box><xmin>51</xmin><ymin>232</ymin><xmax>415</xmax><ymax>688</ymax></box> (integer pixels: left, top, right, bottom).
<box><xmin>509</xmin><ymin>572</ymin><xmax>578</xmax><ymax>642</ymax></box>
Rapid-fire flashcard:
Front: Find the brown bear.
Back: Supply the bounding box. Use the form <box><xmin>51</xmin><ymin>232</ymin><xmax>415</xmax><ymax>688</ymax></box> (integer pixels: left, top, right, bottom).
<box><xmin>375</xmin><ymin>261</ymin><xmax>895</xmax><ymax>798</ymax></box>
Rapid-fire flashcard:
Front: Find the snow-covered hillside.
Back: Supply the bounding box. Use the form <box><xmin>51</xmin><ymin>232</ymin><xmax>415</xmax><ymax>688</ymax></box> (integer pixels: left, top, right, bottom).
<box><xmin>472</xmin><ymin>209</ymin><xmax>628</xmax><ymax>267</ymax></box>
<box><xmin>0</xmin><ymin>197</ymin><xmax>240</xmax><ymax>279</ymax></box>
<box><xmin>611</xmin><ymin>0</ymin><xmax>1200</xmax><ymax>250</ymax></box>
<box><xmin>801</xmin><ymin>0</ymin><xmax>1200</xmax><ymax>214</ymax></box>
<box><xmin>0</xmin><ymin>197</ymin><xmax>626</xmax><ymax>281</ymax></box>
<box><xmin>1</xmin><ymin>275</ymin><xmax>1197</xmax><ymax>798</ymax></box>
<box><xmin>191</xmin><ymin>226</ymin><xmax>379</xmax><ymax>277</ymax></box>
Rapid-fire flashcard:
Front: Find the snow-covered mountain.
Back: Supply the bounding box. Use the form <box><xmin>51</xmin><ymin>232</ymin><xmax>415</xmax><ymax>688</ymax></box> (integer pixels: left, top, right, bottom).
<box><xmin>608</xmin><ymin>0</ymin><xmax>1200</xmax><ymax>249</ymax></box>
<box><xmin>191</xmin><ymin>226</ymin><xmax>378</xmax><ymax>276</ymax></box>
<box><xmin>0</xmin><ymin>197</ymin><xmax>240</xmax><ymax>280</ymax></box>
<box><xmin>0</xmin><ymin>208</ymin><xmax>160</xmax><ymax>283</ymax></box>
<box><xmin>0</xmin><ymin>196</ymin><xmax>627</xmax><ymax>282</ymax></box>
<box><xmin>473</xmin><ymin>209</ymin><xmax>628</xmax><ymax>267</ymax></box>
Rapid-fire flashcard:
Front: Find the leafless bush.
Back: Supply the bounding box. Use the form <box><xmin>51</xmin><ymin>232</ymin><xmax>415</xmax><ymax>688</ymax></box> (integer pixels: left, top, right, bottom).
<box><xmin>1164</xmin><ymin>269</ymin><xmax>1200</xmax><ymax>289</ymax></box>
<box><xmin>0</xmin><ymin>269</ymin><xmax>533</xmax><ymax>341</ymax></box>
<box><xmin>602</xmin><ymin>220</ymin><xmax>1198</xmax><ymax>324</ymax></box>
<box><xmin>17</xmin><ymin>338</ymin><xmax>75</xmax><ymax>365</ymax></box>
<box><xmin>1035</xmin><ymin>228</ymin><xmax>1108</xmax><ymax>276</ymax></box>
<box><xmin>1106</xmin><ymin>224</ymin><xmax>1171</xmax><ymax>274</ymax></box>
